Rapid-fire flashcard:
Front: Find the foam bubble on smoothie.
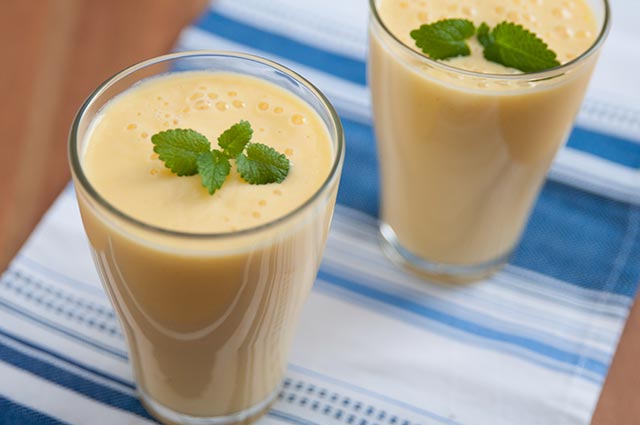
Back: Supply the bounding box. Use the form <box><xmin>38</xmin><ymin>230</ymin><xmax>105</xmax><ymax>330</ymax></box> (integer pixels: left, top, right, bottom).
<box><xmin>291</xmin><ymin>114</ymin><xmax>306</xmax><ymax>125</ymax></box>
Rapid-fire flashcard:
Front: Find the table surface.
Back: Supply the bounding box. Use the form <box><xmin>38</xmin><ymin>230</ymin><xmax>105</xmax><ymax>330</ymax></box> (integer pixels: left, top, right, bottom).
<box><xmin>0</xmin><ymin>1</ymin><xmax>638</xmax><ymax>423</ymax></box>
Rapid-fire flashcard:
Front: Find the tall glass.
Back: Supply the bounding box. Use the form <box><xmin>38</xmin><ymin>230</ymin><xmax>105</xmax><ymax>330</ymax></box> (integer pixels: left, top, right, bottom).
<box><xmin>69</xmin><ymin>52</ymin><xmax>344</xmax><ymax>424</ymax></box>
<box><xmin>368</xmin><ymin>0</ymin><xmax>610</xmax><ymax>282</ymax></box>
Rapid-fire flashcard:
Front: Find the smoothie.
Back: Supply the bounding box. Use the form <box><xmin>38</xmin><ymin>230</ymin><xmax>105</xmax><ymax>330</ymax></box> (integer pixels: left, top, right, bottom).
<box><xmin>72</xmin><ymin>61</ymin><xmax>342</xmax><ymax>423</ymax></box>
<box><xmin>369</xmin><ymin>0</ymin><xmax>607</xmax><ymax>278</ymax></box>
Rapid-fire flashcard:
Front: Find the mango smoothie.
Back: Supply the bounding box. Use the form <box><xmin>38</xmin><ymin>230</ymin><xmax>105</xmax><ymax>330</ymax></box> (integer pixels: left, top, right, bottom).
<box><xmin>369</xmin><ymin>0</ymin><xmax>609</xmax><ymax>280</ymax></box>
<box><xmin>69</xmin><ymin>53</ymin><xmax>343</xmax><ymax>424</ymax></box>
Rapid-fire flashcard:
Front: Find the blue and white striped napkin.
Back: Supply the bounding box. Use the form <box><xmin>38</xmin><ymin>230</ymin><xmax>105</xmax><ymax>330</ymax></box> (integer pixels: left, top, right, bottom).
<box><xmin>2</xmin><ymin>0</ymin><xmax>640</xmax><ymax>424</ymax></box>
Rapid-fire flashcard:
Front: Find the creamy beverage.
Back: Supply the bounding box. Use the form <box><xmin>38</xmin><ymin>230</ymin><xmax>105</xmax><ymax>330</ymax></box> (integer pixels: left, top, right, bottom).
<box><xmin>70</xmin><ymin>54</ymin><xmax>343</xmax><ymax>424</ymax></box>
<box><xmin>369</xmin><ymin>0</ymin><xmax>608</xmax><ymax>279</ymax></box>
<box><xmin>83</xmin><ymin>72</ymin><xmax>333</xmax><ymax>234</ymax></box>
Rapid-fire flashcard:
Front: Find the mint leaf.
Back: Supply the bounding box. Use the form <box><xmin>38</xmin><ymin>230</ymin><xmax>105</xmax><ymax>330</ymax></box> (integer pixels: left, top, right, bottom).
<box><xmin>479</xmin><ymin>21</ymin><xmax>560</xmax><ymax>72</ymax></box>
<box><xmin>410</xmin><ymin>19</ymin><xmax>475</xmax><ymax>60</ymax></box>
<box><xmin>477</xmin><ymin>22</ymin><xmax>492</xmax><ymax>48</ymax></box>
<box><xmin>236</xmin><ymin>143</ymin><xmax>290</xmax><ymax>185</ymax></box>
<box><xmin>196</xmin><ymin>151</ymin><xmax>230</xmax><ymax>195</ymax></box>
<box><xmin>151</xmin><ymin>129</ymin><xmax>211</xmax><ymax>176</ymax></box>
<box><xmin>218</xmin><ymin>120</ymin><xmax>253</xmax><ymax>158</ymax></box>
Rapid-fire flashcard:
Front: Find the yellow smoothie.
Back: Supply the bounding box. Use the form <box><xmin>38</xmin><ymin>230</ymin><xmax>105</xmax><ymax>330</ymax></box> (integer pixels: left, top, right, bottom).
<box><xmin>74</xmin><ymin>71</ymin><xmax>340</xmax><ymax>420</ymax></box>
<box><xmin>84</xmin><ymin>72</ymin><xmax>333</xmax><ymax>234</ymax></box>
<box><xmin>369</xmin><ymin>0</ymin><xmax>604</xmax><ymax>275</ymax></box>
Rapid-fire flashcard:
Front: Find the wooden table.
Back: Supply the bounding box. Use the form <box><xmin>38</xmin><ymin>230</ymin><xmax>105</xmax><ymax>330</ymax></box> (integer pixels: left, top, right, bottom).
<box><xmin>0</xmin><ymin>1</ymin><xmax>637</xmax><ymax>423</ymax></box>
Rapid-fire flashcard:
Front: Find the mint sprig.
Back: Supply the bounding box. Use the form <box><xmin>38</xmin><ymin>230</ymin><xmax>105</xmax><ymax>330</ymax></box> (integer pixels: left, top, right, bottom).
<box><xmin>477</xmin><ymin>22</ymin><xmax>560</xmax><ymax>72</ymax></box>
<box><xmin>410</xmin><ymin>19</ymin><xmax>475</xmax><ymax>60</ymax></box>
<box><xmin>411</xmin><ymin>19</ymin><xmax>560</xmax><ymax>73</ymax></box>
<box><xmin>151</xmin><ymin>121</ymin><xmax>290</xmax><ymax>196</ymax></box>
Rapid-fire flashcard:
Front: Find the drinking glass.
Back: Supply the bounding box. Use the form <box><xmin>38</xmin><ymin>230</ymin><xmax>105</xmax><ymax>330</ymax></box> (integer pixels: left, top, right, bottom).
<box><xmin>368</xmin><ymin>0</ymin><xmax>610</xmax><ymax>281</ymax></box>
<box><xmin>69</xmin><ymin>51</ymin><xmax>344</xmax><ymax>424</ymax></box>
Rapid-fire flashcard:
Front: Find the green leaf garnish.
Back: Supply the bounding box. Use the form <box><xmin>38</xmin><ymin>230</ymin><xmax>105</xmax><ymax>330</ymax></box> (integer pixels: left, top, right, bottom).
<box><xmin>410</xmin><ymin>19</ymin><xmax>476</xmax><ymax>60</ymax></box>
<box><xmin>478</xmin><ymin>21</ymin><xmax>560</xmax><ymax>72</ymax></box>
<box><xmin>150</xmin><ymin>121</ymin><xmax>290</xmax><ymax>196</ymax></box>
<box><xmin>151</xmin><ymin>129</ymin><xmax>210</xmax><ymax>176</ymax></box>
<box><xmin>477</xmin><ymin>22</ymin><xmax>492</xmax><ymax>49</ymax></box>
<box><xmin>217</xmin><ymin>120</ymin><xmax>253</xmax><ymax>158</ymax></box>
<box><xmin>410</xmin><ymin>19</ymin><xmax>560</xmax><ymax>73</ymax></box>
<box><xmin>196</xmin><ymin>151</ymin><xmax>231</xmax><ymax>195</ymax></box>
<box><xmin>236</xmin><ymin>143</ymin><xmax>290</xmax><ymax>185</ymax></box>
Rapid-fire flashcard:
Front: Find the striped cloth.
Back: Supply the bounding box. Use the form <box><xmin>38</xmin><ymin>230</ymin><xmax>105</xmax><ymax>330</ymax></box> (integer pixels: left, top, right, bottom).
<box><xmin>2</xmin><ymin>0</ymin><xmax>640</xmax><ymax>424</ymax></box>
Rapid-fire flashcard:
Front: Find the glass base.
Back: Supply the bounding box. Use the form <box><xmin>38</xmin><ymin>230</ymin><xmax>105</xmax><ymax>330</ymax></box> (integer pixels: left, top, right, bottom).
<box><xmin>379</xmin><ymin>222</ymin><xmax>511</xmax><ymax>283</ymax></box>
<box><xmin>138</xmin><ymin>386</ymin><xmax>279</xmax><ymax>425</ymax></box>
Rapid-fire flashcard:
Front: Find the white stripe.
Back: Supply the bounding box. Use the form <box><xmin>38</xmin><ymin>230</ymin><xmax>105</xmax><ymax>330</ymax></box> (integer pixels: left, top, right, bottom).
<box><xmin>0</xmin><ymin>276</ymin><xmax>127</xmax><ymax>356</ymax></box>
<box><xmin>213</xmin><ymin>0</ymin><xmax>368</xmax><ymax>60</ymax></box>
<box><xmin>283</xmin><ymin>365</ymin><xmax>456</xmax><ymax>424</ymax></box>
<box><xmin>3</xmin><ymin>262</ymin><xmax>114</xmax><ymax>317</ymax></box>
<box><xmin>0</xmin><ymin>361</ymin><xmax>153</xmax><ymax>425</ymax></box>
<box><xmin>502</xmin><ymin>265</ymin><xmax>632</xmax><ymax>311</ymax></box>
<box><xmin>551</xmin><ymin>149</ymin><xmax>640</xmax><ymax>205</ymax></box>
<box><xmin>0</xmin><ymin>302</ymin><xmax>130</xmax><ymax>376</ymax></box>
<box><xmin>0</xmin><ymin>332</ymin><xmax>134</xmax><ymax>396</ymax></box>
<box><xmin>577</xmin><ymin>97</ymin><xmax>640</xmax><ymax>144</ymax></box>
<box><xmin>293</xmin><ymin>290</ymin><xmax>598</xmax><ymax>425</ymax></box>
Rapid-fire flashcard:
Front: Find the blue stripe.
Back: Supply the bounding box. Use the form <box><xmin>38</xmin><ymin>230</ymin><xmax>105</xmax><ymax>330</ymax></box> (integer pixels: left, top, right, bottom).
<box><xmin>513</xmin><ymin>181</ymin><xmax>640</xmax><ymax>297</ymax></box>
<box><xmin>194</xmin><ymin>11</ymin><xmax>366</xmax><ymax>85</ymax></box>
<box><xmin>0</xmin><ymin>327</ymin><xmax>134</xmax><ymax>390</ymax></box>
<box><xmin>267</xmin><ymin>410</ymin><xmax>321</xmax><ymax>425</ymax></box>
<box><xmin>567</xmin><ymin>127</ymin><xmax>640</xmax><ymax>168</ymax></box>
<box><xmin>0</xmin><ymin>396</ymin><xmax>69</xmax><ymax>425</ymax></box>
<box><xmin>0</xmin><ymin>300</ymin><xmax>128</xmax><ymax>360</ymax></box>
<box><xmin>317</xmin><ymin>269</ymin><xmax>608</xmax><ymax>376</ymax></box>
<box><xmin>337</xmin><ymin>118</ymin><xmax>380</xmax><ymax>217</ymax></box>
<box><xmin>0</xmin><ymin>340</ymin><xmax>153</xmax><ymax>421</ymax></box>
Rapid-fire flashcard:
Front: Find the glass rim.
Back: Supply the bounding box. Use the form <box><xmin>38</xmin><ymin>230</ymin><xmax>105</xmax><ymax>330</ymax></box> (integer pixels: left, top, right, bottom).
<box><xmin>369</xmin><ymin>0</ymin><xmax>611</xmax><ymax>81</ymax></box>
<box><xmin>69</xmin><ymin>50</ymin><xmax>345</xmax><ymax>240</ymax></box>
